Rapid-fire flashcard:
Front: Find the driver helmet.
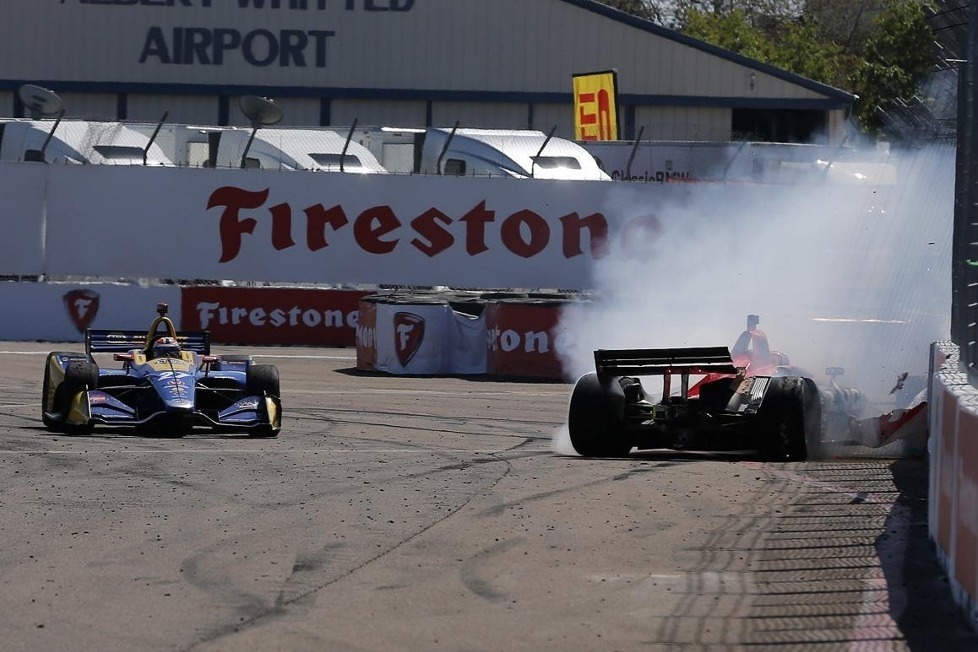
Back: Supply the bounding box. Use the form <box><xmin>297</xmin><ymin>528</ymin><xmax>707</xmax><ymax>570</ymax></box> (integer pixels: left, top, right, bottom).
<box><xmin>152</xmin><ymin>336</ymin><xmax>181</xmax><ymax>358</ymax></box>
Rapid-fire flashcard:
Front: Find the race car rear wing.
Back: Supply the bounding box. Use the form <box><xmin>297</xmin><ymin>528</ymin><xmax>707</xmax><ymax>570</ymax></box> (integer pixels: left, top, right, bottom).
<box><xmin>594</xmin><ymin>346</ymin><xmax>739</xmax><ymax>376</ymax></box>
<box><xmin>594</xmin><ymin>346</ymin><xmax>740</xmax><ymax>401</ymax></box>
<box><xmin>86</xmin><ymin>330</ymin><xmax>211</xmax><ymax>355</ymax></box>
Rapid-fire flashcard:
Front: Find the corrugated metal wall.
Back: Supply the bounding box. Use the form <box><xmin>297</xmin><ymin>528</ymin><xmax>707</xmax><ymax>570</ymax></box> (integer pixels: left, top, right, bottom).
<box><xmin>430</xmin><ymin>103</ymin><xmax>530</xmax><ymax>130</ymax></box>
<box><xmin>1</xmin><ymin>0</ymin><xmax>848</xmax><ymax>140</ymax></box>
<box><xmin>633</xmin><ymin>107</ymin><xmax>731</xmax><ymax>141</ymax></box>
<box><xmin>125</xmin><ymin>95</ymin><xmax>219</xmax><ymax>126</ymax></box>
<box><xmin>330</xmin><ymin>100</ymin><xmax>428</xmax><ymax>129</ymax></box>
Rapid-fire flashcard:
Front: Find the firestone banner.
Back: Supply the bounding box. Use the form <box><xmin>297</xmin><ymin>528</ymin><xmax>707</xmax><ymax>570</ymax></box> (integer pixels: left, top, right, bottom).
<box><xmin>181</xmin><ymin>286</ymin><xmax>369</xmax><ymax>346</ymax></box>
<box><xmin>0</xmin><ymin>281</ymin><xmax>180</xmax><ymax>342</ymax></box>
<box><xmin>40</xmin><ymin>165</ymin><xmax>686</xmax><ymax>289</ymax></box>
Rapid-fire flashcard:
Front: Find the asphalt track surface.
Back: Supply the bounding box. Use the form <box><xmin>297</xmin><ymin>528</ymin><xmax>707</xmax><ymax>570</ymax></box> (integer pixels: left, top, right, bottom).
<box><xmin>0</xmin><ymin>343</ymin><xmax>976</xmax><ymax>652</ymax></box>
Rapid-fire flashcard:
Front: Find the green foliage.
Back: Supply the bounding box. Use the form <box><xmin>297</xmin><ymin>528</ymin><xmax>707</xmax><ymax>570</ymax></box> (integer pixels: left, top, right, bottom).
<box><xmin>598</xmin><ymin>0</ymin><xmax>663</xmax><ymax>22</ymax></box>
<box><xmin>598</xmin><ymin>0</ymin><xmax>938</xmax><ymax>136</ymax></box>
<box><xmin>682</xmin><ymin>9</ymin><xmax>852</xmax><ymax>86</ymax></box>
<box><xmin>682</xmin><ymin>9</ymin><xmax>774</xmax><ymax>61</ymax></box>
<box><xmin>850</xmin><ymin>1</ymin><xmax>936</xmax><ymax>132</ymax></box>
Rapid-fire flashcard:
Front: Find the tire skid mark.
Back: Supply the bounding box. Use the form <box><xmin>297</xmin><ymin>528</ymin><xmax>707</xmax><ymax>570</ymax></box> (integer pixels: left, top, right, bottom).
<box><xmin>186</xmin><ymin>444</ymin><xmax>521</xmax><ymax>650</ymax></box>
<box><xmin>289</xmin><ymin>405</ymin><xmax>562</xmax><ymax>427</ymax></box>
<box><xmin>459</xmin><ymin>537</ymin><xmax>526</xmax><ymax>603</ymax></box>
<box><xmin>478</xmin><ymin>461</ymin><xmax>677</xmax><ymax>518</ymax></box>
<box><xmin>285</xmin><ymin>413</ymin><xmax>555</xmax><ymax>442</ymax></box>
<box><xmin>181</xmin><ymin>550</ymin><xmax>283</xmax><ymax>632</ymax></box>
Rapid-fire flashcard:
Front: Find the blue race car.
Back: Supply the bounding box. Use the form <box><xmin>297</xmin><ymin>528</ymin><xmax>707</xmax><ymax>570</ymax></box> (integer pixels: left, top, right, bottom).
<box><xmin>41</xmin><ymin>303</ymin><xmax>282</xmax><ymax>437</ymax></box>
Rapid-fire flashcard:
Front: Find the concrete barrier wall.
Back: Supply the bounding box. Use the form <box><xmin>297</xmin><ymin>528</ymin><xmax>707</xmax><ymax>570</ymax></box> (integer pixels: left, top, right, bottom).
<box><xmin>929</xmin><ymin>342</ymin><xmax>978</xmax><ymax>631</ymax></box>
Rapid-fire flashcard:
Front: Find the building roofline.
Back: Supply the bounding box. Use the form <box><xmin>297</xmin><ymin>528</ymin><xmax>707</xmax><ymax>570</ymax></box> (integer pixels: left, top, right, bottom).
<box><xmin>559</xmin><ymin>0</ymin><xmax>856</xmax><ymax>104</ymax></box>
<box><xmin>0</xmin><ymin>79</ymin><xmax>851</xmax><ymax>112</ymax></box>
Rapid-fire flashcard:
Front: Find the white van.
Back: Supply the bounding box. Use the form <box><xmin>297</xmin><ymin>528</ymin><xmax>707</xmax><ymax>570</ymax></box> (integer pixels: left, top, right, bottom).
<box><xmin>0</xmin><ymin>119</ymin><xmax>173</xmax><ymax>165</ymax></box>
<box><xmin>209</xmin><ymin>127</ymin><xmax>388</xmax><ymax>173</ymax></box>
<box><xmin>420</xmin><ymin>127</ymin><xmax>610</xmax><ymax>180</ymax></box>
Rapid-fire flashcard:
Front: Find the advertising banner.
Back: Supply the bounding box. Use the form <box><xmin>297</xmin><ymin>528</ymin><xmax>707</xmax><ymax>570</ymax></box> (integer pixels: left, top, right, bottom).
<box><xmin>180</xmin><ymin>286</ymin><xmax>368</xmax><ymax>346</ymax></box>
<box><xmin>0</xmin><ymin>163</ymin><xmax>46</xmax><ymax>276</ymax></box>
<box><xmin>485</xmin><ymin>301</ymin><xmax>568</xmax><ymax>380</ymax></box>
<box><xmin>42</xmin><ymin>165</ymin><xmax>659</xmax><ymax>290</ymax></box>
<box><xmin>373</xmin><ymin>302</ymin><xmax>453</xmax><ymax>375</ymax></box>
<box><xmin>362</xmin><ymin>298</ymin><xmax>488</xmax><ymax>375</ymax></box>
<box><xmin>572</xmin><ymin>70</ymin><xmax>620</xmax><ymax>142</ymax></box>
<box><xmin>0</xmin><ymin>281</ymin><xmax>180</xmax><ymax>342</ymax></box>
<box><xmin>356</xmin><ymin>299</ymin><xmax>378</xmax><ymax>371</ymax></box>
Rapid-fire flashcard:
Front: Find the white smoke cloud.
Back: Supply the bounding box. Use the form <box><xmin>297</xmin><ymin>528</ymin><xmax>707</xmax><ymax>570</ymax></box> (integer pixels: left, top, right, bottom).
<box><xmin>557</xmin><ymin>143</ymin><xmax>954</xmax><ymax>416</ymax></box>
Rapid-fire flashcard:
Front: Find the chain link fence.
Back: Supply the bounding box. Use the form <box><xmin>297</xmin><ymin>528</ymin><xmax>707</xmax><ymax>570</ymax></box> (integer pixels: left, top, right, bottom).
<box><xmin>951</xmin><ymin>3</ymin><xmax>978</xmax><ymax>386</ymax></box>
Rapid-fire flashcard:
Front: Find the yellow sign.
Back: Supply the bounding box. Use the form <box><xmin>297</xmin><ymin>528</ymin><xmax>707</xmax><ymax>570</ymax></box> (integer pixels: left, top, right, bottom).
<box><xmin>573</xmin><ymin>70</ymin><xmax>620</xmax><ymax>141</ymax></box>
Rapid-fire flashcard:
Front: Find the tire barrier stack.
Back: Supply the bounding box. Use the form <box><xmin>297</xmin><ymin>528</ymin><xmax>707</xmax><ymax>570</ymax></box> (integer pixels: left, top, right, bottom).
<box><xmin>356</xmin><ymin>289</ymin><xmax>590</xmax><ymax>380</ymax></box>
<box><xmin>485</xmin><ymin>293</ymin><xmax>574</xmax><ymax>379</ymax></box>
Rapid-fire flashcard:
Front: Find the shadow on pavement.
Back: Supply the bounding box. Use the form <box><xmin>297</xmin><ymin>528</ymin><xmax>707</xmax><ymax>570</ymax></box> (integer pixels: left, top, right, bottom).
<box><xmin>888</xmin><ymin>459</ymin><xmax>978</xmax><ymax>650</ymax></box>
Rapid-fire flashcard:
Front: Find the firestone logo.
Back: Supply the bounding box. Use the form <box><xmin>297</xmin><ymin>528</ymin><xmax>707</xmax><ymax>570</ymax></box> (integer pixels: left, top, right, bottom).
<box><xmin>63</xmin><ymin>289</ymin><xmax>100</xmax><ymax>333</ymax></box>
<box><xmin>355</xmin><ymin>323</ymin><xmax>376</xmax><ymax>349</ymax></box>
<box><xmin>206</xmin><ymin>187</ymin><xmax>620</xmax><ymax>263</ymax></box>
<box><xmin>394</xmin><ymin>312</ymin><xmax>424</xmax><ymax>366</ymax></box>
<box><xmin>195</xmin><ymin>301</ymin><xmax>357</xmax><ymax>330</ymax></box>
<box><xmin>487</xmin><ymin>327</ymin><xmax>568</xmax><ymax>355</ymax></box>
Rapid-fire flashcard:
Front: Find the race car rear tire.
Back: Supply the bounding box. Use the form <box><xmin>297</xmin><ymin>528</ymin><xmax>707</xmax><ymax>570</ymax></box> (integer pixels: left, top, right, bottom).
<box><xmin>756</xmin><ymin>376</ymin><xmax>820</xmax><ymax>462</ymax></box>
<box><xmin>247</xmin><ymin>364</ymin><xmax>280</xmax><ymax>398</ymax></box>
<box><xmin>568</xmin><ymin>372</ymin><xmax>632</xmax><ymax>457</ymax></box>
<box><xmin>60</xmin><ymin>359</ymin><xmax>99</xmax><ymax>435</ymax></box>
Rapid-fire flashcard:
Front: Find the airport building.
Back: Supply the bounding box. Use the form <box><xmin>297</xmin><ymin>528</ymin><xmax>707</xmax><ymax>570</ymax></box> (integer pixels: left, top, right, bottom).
<box><xmin>0</xmin><ymin>0</ymin><xmax>854</xmax><ymax>143</ymax></box>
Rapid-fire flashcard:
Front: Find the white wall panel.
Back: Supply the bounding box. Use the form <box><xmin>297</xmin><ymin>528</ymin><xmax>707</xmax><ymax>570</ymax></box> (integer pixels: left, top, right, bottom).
<box><xmin>0</xmin><ymin>163</ymin><xmax>45</xmax><ymax>275</ymax></box>
<box><xmin>0</xmin><ymin>282</ymin><xmax>181</xmax><ymax>343</ymax></box>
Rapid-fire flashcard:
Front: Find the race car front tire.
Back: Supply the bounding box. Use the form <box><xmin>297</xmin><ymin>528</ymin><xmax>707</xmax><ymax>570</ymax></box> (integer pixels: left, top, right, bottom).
<box><xmin>756</xmin><ymin>376</ymin><xmax>820</xmax><ymax>462</ymax></box>
<box><xmin>41</xmin><ymin>351</ymin><xmax>86</xmax><ymax>430</ymax></box>
<box><xmin>247</xmin><ymin>364</ymin><xmax>280</xmax><ymax>398</ymax></box>
<box><xmin>247</xmin><ymin>365</ymin><xmax>281</xmax><ymax>438</ymax></box>
<box><xmin>568</xmin><ymin>372</ymin><xmax>632</xmax><ymax>457</ymax></box>
<box><xmin>60</xmin><ymin>360</ymin><xmax>99</xmax><ymax>435</ymax></box>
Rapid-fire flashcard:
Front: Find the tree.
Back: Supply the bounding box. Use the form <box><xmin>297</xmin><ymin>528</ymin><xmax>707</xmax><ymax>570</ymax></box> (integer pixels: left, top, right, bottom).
<box><xmin>606</xmin><ymin>0</ymin><xmax>937</xmax><ymax>136</ymax></box>
<box><xmin>681</xmin><ymin>8</ymin><xmax>852</xmax><ymax>87</ymax></box>
<box><xmin>598</xmin><ymin>0</ymin><xmax>665</xmax><ymax>22</ymax></box>
<box><xmin>849</xmin><ymin>1</ymin><xmax>936</xmax><ymax>132</ymax></box>
<box><xmin>802</xmin><ymin>0</ymin><xmax>889</xmax><ymax>54</ymax></box>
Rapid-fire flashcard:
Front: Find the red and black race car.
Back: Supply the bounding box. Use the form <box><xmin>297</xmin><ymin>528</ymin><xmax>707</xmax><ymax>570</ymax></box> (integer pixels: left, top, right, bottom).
<box><xmin>567</xmin><ymin>314</ymin><xmax>925</xmax><ymax>460</ymax></box>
